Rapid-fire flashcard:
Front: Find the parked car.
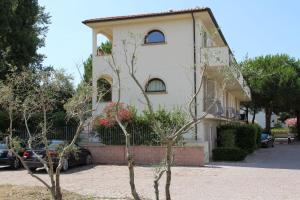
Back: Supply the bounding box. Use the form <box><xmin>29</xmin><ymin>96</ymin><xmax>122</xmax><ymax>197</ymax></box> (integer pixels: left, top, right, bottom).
<box><xmin>23</xmin><ymin>140</ymin><xmax>93</xmax><ymax>171</ymax></box>
<box><xmin>0</xmin><ymin>141</ymin><xmax>25</xmax><ymax>169</ymax></box>
<box><xmin>261</xmin><ymin>133</ymin><xmax>274</xmax><ymax>148</ymax></box>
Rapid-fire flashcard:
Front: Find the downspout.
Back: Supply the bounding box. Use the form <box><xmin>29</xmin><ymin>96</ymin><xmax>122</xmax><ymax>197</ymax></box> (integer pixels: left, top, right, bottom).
<box><xmin>191</xmin><ymin>12</ymin><xmax>198</xmax><ymax>140</ymax></box>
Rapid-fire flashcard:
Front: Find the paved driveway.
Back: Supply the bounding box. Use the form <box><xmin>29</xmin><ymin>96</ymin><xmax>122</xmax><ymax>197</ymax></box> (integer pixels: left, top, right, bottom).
<box><xmin>1</xmin><ymin>143</ymin><xmax>300</xmax><ymax>200</ymax></box>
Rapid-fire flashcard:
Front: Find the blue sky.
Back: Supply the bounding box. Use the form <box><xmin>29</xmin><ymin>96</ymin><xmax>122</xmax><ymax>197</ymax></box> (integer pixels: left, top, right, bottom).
<box><xmin>38</xmin><ymin>0</ymin><xmax>300</xmax><ymax>85</ymax></box>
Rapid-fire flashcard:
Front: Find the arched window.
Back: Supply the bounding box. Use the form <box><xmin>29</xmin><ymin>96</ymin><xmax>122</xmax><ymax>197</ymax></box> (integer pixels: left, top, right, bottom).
<box><xmin>144</xmin><ymin>30</ymin><xmax>165</xmax><ymax>44</ymax></box>
<box><xmin>145</xmin><ymin>78</ymin><xmax>166</xmax><ymax>93</ymax></box>
<box><xmin>97</xmin><ymin>78</ymin><xmax>112</xmax><ymax>102</ymax></box>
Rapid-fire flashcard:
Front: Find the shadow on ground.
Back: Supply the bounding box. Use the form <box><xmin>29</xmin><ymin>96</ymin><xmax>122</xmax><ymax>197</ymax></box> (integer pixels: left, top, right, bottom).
<box><xmin>209</xmin><ymin>142</ymin><xmax>300</xmax><ymax>170</ymax></box>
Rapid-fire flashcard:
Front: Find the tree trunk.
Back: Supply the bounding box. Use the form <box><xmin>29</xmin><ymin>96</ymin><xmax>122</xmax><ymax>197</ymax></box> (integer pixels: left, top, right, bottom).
<box><xmin>265</xmin><ymin>107</ymin><xmax>272</xmax><ymax>133</ymax></box>
<box><xmin>50</xmin><ymin>187</ymin><xmax>56</xmax><ymax>200</ymax></box>
<box><xmin>154</xmin><ymin>178</ymin><xmax>160</xmax><ymax>200</ymax></box>
<box><xmin>245</xmin><ymin>106</ymin><xmax>249</xmax><ymax>124</ymax></box>
<box><xmin>125</xmin><ymin>135</ymin><xmax>140</xmax><ymax>200</ymax></box>
<box><xmin>55</xmin><ymin>173</ymin><xmax>63</xmax><ymax>200</ymax></box>
<box><xmin>54</xmin><ymin>191</ymin><xmax>62</xmax><ymax>200</ymax></box>
<box><xmin>154</xmin><ymin>169</ymin><xmax>165</xmax><ymax>200</ymax></box>
<box><xmin>165</xmin><ymin>142</ymin><xmax>172</xmax><ymax>200</ymax></box>
<box><xmin>251</xmin><ymin>108</ymin><xmax>256</xmax><ymax>124</ymax></box>
<box><xmin>296</xmin><ymin>110</ymin><xmax>300</xmax><ymax>140</ymax></box>
<box><xmin>49</xmin><ymin>187</ymin><xmax>62</xmax><ymax>200</ymax></box>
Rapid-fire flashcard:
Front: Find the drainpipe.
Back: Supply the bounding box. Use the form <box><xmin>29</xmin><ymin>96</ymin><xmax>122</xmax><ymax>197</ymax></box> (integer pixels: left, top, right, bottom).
<box><xmin>191</xmin><ymin>12</ymin><xmax>198</xmax><ymax>140</ymax></box>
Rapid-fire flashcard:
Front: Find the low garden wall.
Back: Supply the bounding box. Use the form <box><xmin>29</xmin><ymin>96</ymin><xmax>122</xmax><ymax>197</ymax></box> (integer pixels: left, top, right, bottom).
<box><xmin>86</xmin><ymin>145</ymin><xmax>204</xmax><ymax>167</ymax></box>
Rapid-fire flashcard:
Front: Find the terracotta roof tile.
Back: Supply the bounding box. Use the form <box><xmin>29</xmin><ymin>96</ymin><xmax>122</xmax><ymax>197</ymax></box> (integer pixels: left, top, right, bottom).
<box><xmin>82</xmin><ymin>7</ymin><xmax>209</xmax><ymax>24</ymax></box>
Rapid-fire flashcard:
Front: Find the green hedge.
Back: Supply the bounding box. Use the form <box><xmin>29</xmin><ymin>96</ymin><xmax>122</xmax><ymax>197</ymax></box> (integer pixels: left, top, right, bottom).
<box><xmin>218</xmin><ymin>129</ymin><xmax>235</xmax><ymax>148</ymax></box>
<box><xmin>213</xmin><ymin>147</ymin><xmax>247</xmax><ymax>161</ymax></box>
<box><xmin>217</xmin><ymin>123</ymin><xmax>262</xmax><ymax>154</ymax></box>
<box><xmin>235</xmin><ymin>125</ymin><xmax>257</xmax><ymax>153</ymax></box>
<box><xmin>251</xmin><ymin>124</ymin><xmax>262</xmax><ymax>148</ymax></box>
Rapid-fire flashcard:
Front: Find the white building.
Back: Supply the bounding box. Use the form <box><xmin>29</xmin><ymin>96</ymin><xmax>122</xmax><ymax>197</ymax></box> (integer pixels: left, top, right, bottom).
<box><xmin>83</xmin><ymin>8</ymin><xmax>251</xmax><ymax>161</ymax></box>
<box><xmin>248</xmin><ymin>111</ymin><xmax>279</xmax><ymax>128</ymax></box>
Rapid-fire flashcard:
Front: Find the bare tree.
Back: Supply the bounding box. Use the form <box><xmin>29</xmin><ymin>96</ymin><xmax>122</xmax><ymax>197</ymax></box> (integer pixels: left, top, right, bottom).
<box><xmin>0</xmin><ymin>70</ymin><xmax>56</xmax><ymax>194</ymax></box>
<box><xmin>0</xmin><ymin>69</ymin><xmax>99</xmax><ymax>200</ymax></box>
<box><xmin>102</xmin><ymin>47</ymin><xmax>142</xmax><ymax>200</ymax></box>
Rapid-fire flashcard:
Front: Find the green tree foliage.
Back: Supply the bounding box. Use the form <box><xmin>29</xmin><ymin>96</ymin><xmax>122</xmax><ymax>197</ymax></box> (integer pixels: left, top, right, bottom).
<box><xmin>0</xmin><ymin>68</ymin><xmax>75</xmax><ymax>131</ymax></box>
<box><xmin>51</xmin><ymin>69</ymin><xmax>75</xmax><ymax>112</ymax></box>
<box><xmin>0</xmin><ymin>0</ymin><xmax>50</xmax><ymax>80</ymax></box>
<box><xmin>241</xmin><ymin>54</ymin><xmax>298</xmax><ymax>132</ymax></box>
<box><xmin>26</xmin><ymin>69</ymin><xmax>75</xmax><ymax>129</ymax></box>
<box><xmin>282</xmin><ymin>59</ymin><xmax>300</xmax><ymax>136</ymax></box>
<box><xmin>83</xmin><ymin>55</ymin><xmax>92</xmax><ymax>83</ymax></box>
<box><xmin>98</xmin><ymin>41</ymin><xmax>112</xmax><ymax>55</ymax></box>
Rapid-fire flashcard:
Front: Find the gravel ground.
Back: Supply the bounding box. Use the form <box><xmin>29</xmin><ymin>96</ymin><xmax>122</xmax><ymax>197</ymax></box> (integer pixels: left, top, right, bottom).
<box><xmin>1</xmin><ymin>143</ymin><xmax>300</xmax><ymax>200</ymax></box>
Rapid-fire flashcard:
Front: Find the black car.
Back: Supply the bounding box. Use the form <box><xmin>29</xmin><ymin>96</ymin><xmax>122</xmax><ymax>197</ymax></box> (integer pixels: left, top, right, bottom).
<box><xmin>0</xmin><ymin>141</ymin><xmax>24</xmax><ymax>169</ymax></box>
<box><xmin>23</xmin><ymin>140</ymin><xmax>93</xmax><ymax>171</ymax></box>
<box><xmin>261</xmin><ymin>133</ymin><xmax>274</xmax><ymax>148</ymax></box>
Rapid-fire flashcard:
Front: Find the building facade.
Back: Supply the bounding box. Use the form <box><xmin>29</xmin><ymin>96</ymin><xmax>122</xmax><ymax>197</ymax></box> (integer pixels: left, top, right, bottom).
<box><xmin>83</xmin><ymin>8</ymin><xmax>251</xmax><ymax>161</ymax></box>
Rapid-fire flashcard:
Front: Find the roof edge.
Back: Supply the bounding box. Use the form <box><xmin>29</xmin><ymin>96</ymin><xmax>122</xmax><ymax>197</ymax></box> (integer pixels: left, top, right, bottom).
<box><xmin>205</xmin><ymin>8</ymin><xmax>230</xmax><ymax>52</ymax></box>
<box><xmin>82</xmin><ymin>7</ymin><xmax>209</xmax><ymax>24</ymax></box>
<box><xmin>82</xmin><ymin>7</ymin><xmax>232</xmax><ymax>54</ymax></box>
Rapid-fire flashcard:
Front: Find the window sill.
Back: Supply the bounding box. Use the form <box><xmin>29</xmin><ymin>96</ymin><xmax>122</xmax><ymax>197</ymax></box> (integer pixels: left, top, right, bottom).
<box><xmin>145</xmin><ymin>91</ymin><xmax>167</xmax><ymax>95</ymax></box>
<box><xmin>142</xmin><ymin>42</ymin><xmax>167</xmax><ymax>46</ymax></box>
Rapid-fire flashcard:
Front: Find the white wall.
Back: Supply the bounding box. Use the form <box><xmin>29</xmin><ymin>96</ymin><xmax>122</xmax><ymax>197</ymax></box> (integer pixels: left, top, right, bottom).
<box><xmin>248</xmin><ymin>110</ymin><xmax>278</xmax><ymax>128</ymax></box>
<box><xmin>91</xmin><ymin>15</ymin><xmax>247</xmax><ymax>160</ymax></box>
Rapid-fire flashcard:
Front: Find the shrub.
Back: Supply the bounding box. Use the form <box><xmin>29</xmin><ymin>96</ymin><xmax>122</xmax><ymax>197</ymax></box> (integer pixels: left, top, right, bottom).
<box><xmin>98</xmin><ymin>102</ymin><xmax>133</xmax><ymax>127</ymax></box>
<box><xmin>250</xmin><ymin>123</ymin><xmax>262</xmax><ymax>147</ymax></box>
<box><xmin>94</xmin><ymin>106</ymin><xmax>186</xmax><ymax>145</ymax></box>
<box><xmin>95</xmin><ymin>121</ymin><xmax>159</xmax><ymax>145</ymax></box>
<box><xmin>235</xmin><ymin>125</ymin><xmax>257</xmax><ymax>153</ymax></box>
<box><xmin>218</xmin><ymin>129</ymin><xmax>236</xmax><ymax>148</ymax></box>
<box><xmin>217</xmin><ymin>123</ymin><xmax>239</xmax><ymax>132</ymax></box>
<box><xmin>213</xmin><ymin>147</ymin><xmax>247</xmax><ymax>161</ymax></box>
<box><xmin>142</xmin><ymin>107</ymin><xmax>187</xmax><ymax>141</ymax></box>
<box><xmin>218</xmin><ymin>123</ymin><xmax>262</xmax><ymax>153</ymax></box>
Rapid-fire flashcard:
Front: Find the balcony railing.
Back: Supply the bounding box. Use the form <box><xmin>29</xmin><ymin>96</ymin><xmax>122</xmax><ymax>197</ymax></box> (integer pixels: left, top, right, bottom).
<box><xmin>201</xmin><ymin>47</ymin><xmax>251</xmax><ymax>99</ymax></box>
<box><xmin>204</xmin><ymin>100</ymin><xmax>225</xmax><ymax>117</ymax></box>
<box><xmin>225</xmin><ymin>107</ymin><xmax>240</xmax><ymax>120</ymax></box>
<box><xmin>200</xmin><ymin>47</ymin><xmax>230</xmax><ymax>67</ymax></box>
<box><xmin>204</xmin><ymin>99</ymin><xmax>241</xmax><ymax>120</ymax></box>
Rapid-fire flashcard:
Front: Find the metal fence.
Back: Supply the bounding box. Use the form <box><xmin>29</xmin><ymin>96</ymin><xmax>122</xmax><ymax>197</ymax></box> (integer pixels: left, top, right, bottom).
<box><xmin>11</xmin><ymin>125</ymin><xmax>182</xmax><ymax>146</ymax></box>
<box><xmin>13</xmin><ymin>126</ymin><xmax>77</xmax><ymax>141</ymax></box>
<box><xmin>95</xmin><ymin>125</ymin><xmax>161</xmax><ymax>146</ymax></box>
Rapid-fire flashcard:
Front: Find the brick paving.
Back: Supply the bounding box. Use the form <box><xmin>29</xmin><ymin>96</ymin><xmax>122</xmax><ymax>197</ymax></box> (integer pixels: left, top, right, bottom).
<box><xmin>1</xmin><ymin>143</ymin><xmax>300</xmax><ymax>200</ymax></box>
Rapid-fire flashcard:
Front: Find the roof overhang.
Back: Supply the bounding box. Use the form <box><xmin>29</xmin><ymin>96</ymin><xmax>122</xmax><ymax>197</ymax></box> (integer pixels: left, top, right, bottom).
<box><xmin>82</xmin><ymin>8</ymin><xmax>230</xmax><ymax>49</ymax></box>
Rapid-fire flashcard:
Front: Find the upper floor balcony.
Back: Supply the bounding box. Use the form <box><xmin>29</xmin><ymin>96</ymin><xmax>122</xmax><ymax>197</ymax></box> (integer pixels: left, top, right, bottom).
<box><xmin>204</xmin><ymin>99</ymin><xmax>244</xmax><ymax>121</ymax></box>
<box><xmin>200</xmin><ymin>46</ymin><xmax>251</xmax><ymax>101</ymax></box>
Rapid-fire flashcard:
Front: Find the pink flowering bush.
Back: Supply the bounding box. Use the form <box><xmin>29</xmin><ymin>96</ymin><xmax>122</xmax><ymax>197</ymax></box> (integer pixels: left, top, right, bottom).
<box><xmin>285</xmin><ymin>118</ymin><xmax>297</xmax><ymax>127</ymax></box>
<box><xmin>98</xmin><ymin>102</ymin><xmax>133</xmax><ymax>127</ymax></box>
<box><xmin>99</xmin><ymin>118</ymin><xmax>110</xmax><ymax>126</ymax></box>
